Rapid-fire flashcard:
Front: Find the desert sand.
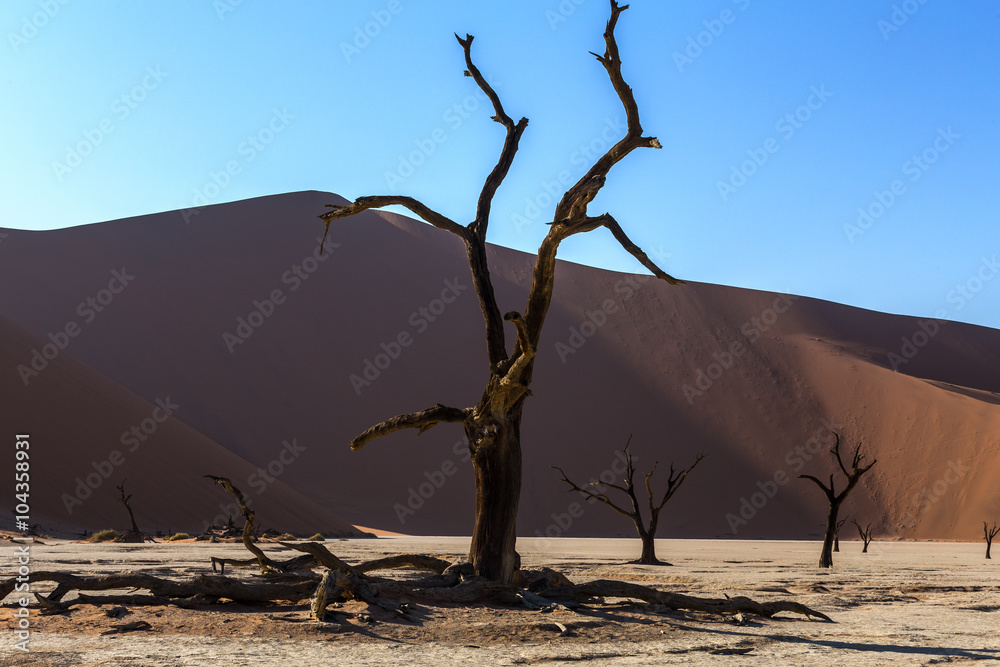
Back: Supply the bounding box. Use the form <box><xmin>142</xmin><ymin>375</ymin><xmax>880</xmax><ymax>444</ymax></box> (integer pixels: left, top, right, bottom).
<box><xmin>1</xmin><ymin>536</ymin><xmax>998</xmax><ymax>666</ymax></box>
<box><xmin>0</xmin><ymin>191</ymin><xmax>998</xmax><ymax>544</ymax></box>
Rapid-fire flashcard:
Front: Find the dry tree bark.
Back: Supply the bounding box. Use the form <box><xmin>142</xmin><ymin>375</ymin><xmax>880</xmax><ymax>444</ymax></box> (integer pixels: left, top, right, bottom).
<box><xmin>799</xmin><ymin>433</ymin><xmax>876</xmax><ymax>568</ymax></box>
<box><xmin>553</xmin><ymin>435</ymin><xmax>703</xmax><ymax>565</ymax></box>
<box><xmin>317</xmin><ymin>0</ymin><xmax>680</xmax><ymax>584</ymax></box>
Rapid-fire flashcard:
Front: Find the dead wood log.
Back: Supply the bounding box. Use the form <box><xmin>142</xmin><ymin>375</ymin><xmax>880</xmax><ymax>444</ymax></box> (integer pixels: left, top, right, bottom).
<box><xmin>205</xmin><ymin>475</ymin><xmax>278</xmax><ymax>572</ymax></box>
<box><xmin>354</xmin><ymin>554</ymin><xmax>452</xmax><ymax>575</ymax></box>
<box><xmin>534</xmin><ymin>580</ymin><xmax>833</xmax><ymax>622</ymax></box>
<box><xmin>277</xmin><ymin>541</ymin><xmax>357</xmax><ymax>572</ymax></box>
<box><xmin>4</xmin><ymin>571</ymin><xmax>320</xmax><ymax>604</ymax></box>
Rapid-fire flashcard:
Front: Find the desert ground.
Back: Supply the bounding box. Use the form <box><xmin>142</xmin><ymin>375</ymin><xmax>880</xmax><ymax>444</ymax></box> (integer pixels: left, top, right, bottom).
<box><xmin>2</xmin><ymin>536</ymin><xmax>998</xmax><ymax>666</ymax></box>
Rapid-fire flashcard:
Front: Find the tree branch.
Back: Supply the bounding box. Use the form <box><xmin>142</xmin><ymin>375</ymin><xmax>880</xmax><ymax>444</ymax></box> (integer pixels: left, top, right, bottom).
<box><xmin>319</xmin><ymin>195</ymin><xmax>466</xmax><ymax>250</ymax></box>
<box><xmin>350</xmin><ymin>403</ymin><xmax>470</xmax><ymax>451</ymax></box>
<box><xmin>798</xmin><ymin>474</ymin><xmax>835</xmax><ymax>501</ymax></box>
<box><xmin>552</xmin><ymin>466</ymin><xmax>637</xmax><ymax>521</ymax></box>
<box><xmin>554</xmin><ymin>0</ymin><xmax>661</xmax><ymax>223</ymax></box>
<box><xmin>522</xmin><ymin>1</ymin><xmax>675</xmax><ymax>353</ymax></box>
<box><xmin>589</xmin><ymin>213</ymin><xmax>683</xmax><ymax>284</ymax></box>
<box><xmin>653</xmin><ymin>454</ymin><xmax>704</xmax><ymax>512</ymax></box>
<box><xmin>455</xmin><ymin>33</ymin><xmax>529</xmax><ymax>239</ymax></box>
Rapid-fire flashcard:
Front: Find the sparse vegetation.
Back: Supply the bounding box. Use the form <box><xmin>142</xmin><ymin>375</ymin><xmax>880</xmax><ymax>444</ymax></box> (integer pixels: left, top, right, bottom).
<box><xmin>86</xmin><ymin>529</ymin><xmax>120</xmax><ymax>543</ymax></box>
<box><xmin>307</xmin><ymin>533</ymin><xmax>325</xmax><ymax>542</ymax></box>
<box><xmin>167</xmin><ymin>533</ymin><xmax>191</xmax><ymax>541</ymax></box>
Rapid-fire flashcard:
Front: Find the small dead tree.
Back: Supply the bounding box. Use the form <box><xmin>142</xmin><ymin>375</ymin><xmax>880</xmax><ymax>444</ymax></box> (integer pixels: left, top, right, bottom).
<box><xmin>114</xmin><ymin>479</ymin><xmax>149</xmax><ymax>543</ymax></box>
<box><xmin>985</xmin><ymin>521</ymin><xmax>999</xmax><ymax>559</ymax></box>
<box><xmin>833</xmin><ymin>516</ymin><xmax>848</xmax><ymax>552</ymax></box>
<box><xmin>319</xmin><ymin>1</ymin><xmax>679</xmax><ymax>583</ymax></box>
<box><xmin>117</xmin><ymin>480</ymin><xmax>140</xmax><ymax>534</ymax></box>
<box><xmin>852</xmin><ymin>518</ymin><xmax>873</xmax><ymax>553</ymax></box>
<box><xmin>553</xmin><ymin>437</ymin><xmax>703</xmax><ymax>565</ymax></box>
<box><xmin>799</xmin><ymin>433</ymin><xmax>877</xmax><ymax>568</ymax></box>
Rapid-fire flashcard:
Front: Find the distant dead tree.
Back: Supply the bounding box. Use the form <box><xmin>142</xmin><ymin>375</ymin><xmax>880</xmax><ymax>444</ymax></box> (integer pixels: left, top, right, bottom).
<box><xmin>117</xmin><ymin>480</ymin><xmax>140</xmax><ymax>534</ymax></box>
<box><xmin>833</xmin><ymin>516</ymin><xmax>848</xmax><ymax>552</ymax></box>
<box><xmin>852</xmin><ymin>519</ymin><xmax>874</xmax><ymax>553</ymax></box>
<box><xmin>553</xmin><ymin>436</ymin><xmax>703</xmax><ymax>565</ymax></box>
<box><xmin>985</xmin><ymin>521</ymin><xmax>999</xmax><ymax>559</ymax></box>
<box><xmin>114</xmin><ymin>479</ymin><xmax>151</xmax><ymax>543</ymax></box>
<box><xmin>319</xmin><ymin>1</ymin><xmax>679</xmax><ymax>583</ymax></box>
<box><xmin>800</xmin><ymin>433</ymin><xmax>877</xmax><ymax>568</ymax></box>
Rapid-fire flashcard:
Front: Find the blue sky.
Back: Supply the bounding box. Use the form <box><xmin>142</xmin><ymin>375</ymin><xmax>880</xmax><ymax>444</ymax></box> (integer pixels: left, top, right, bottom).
<box><xmin>3</xmin><ymin>0</ymin><xmax>999</xmax><ymax>330</ymax></box>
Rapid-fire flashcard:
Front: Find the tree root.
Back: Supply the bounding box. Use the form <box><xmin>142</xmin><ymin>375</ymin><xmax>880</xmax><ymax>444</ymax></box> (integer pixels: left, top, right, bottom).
<box><xmin>1</xmin><ymin>560</ymin><xmax>832</xmax><ymax>626</ymax></box>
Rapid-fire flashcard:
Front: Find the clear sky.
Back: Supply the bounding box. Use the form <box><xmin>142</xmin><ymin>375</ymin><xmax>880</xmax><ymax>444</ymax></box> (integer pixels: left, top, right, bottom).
<box><xmin>3</xmin><ymin>0</ymin><xmax>998</xmax><ymax>330</ymax></box>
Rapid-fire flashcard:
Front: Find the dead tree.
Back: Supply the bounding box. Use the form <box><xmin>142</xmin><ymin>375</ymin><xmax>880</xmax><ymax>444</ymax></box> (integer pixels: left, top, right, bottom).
<box><xmin>319</xmin><ymin>1</ymin><xmax>679</xmax><ymax>583</ymax></box>
<box><xmin>205</xmin><ymin>475</ymin><xmax>281</xmax><ymax>573</ymax></box>
<box><xmin>117</xmin><ymin>480</ymin><xmax>140</xmax><ymax>533</ymax></box>
<box><xmin>833</xmin><ymin>517</ymin><xmax>848</xmax><ymax>552</ymax></box>
<box><xmin>852</xmin><ymin>518</ymin><xmax>873</xmax><ymax>553</ymax></box>
<box><xmin>799</xmin><ymin>433</ymin><xmax>876</xmax><ymax>568</ymax></box>
<box><xmin>114</xmin><ymin>479</ymin><xmax>151</xmax><ymax>543</ymax></box>
<box><xmin>985</xmin><ymin>521</ymin><xmax>999</xmax><ymax>559</ymax></box>
<box><xmin>553</xmin><ymin>437</ymin><xmax>702</xmax><ymax>565</ymax></box>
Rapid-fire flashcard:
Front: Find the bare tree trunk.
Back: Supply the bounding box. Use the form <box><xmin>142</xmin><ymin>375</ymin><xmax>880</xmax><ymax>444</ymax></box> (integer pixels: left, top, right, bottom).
<box><xmin>800</xmin><ymin>433</ymin><xmax>876</xmax><ymax>568</ymax></box>
<box><xmin>467</xmin><ymin>417</ymin><xmax>522</xmax><ymax>581</ymax></box>
<box><xmin>323</xmin><ymin>2</ymin><xmax>679</xmax><ymax>585</ymax></box>
<box><xmin>986</xmin><ymin>521</ymin><xmax>999</xmax><ymax>559</ymax></box>
<box><xmin>819</xmin><ymin>503</ymin><xmax>841</xmax><ymax>568</ymax></box>
<box><xmin>637</xmin><ymin>532</ymin><xmax>660</xmax><ymax>565</ymax></box>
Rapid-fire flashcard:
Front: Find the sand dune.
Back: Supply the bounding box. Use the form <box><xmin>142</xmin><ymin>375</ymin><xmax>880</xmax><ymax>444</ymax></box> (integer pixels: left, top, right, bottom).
<box><xmin>0</xmin><ymin>314</ymin><xmax>366</xmax><ymax>537</ymax></box>
<box><xmin>2</xmin><ymin>190</ymin><xmax>998</xmax><ymax>540</ymax></box>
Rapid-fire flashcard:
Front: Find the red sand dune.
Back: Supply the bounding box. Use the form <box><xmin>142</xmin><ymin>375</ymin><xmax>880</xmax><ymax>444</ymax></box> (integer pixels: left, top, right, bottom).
<box><xmin>2</xmin><ymin>191</ymin><xmax>998</xmax><ymax>541</ymax></box>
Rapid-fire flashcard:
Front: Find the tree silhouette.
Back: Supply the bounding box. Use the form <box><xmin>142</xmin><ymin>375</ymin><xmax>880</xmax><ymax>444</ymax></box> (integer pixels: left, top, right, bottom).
<box><xmin>852</xmin><ymin>518</ymin><xmax>873</xmax><ymax>553</ymax></box>
<box><xmin>553</xmin><ymin>436</ymin><xmax>702</xmax><ymax>565</ymax></box>
<box><xmin>985</xmin><ymin>521</ymin><xmax>999</xmax><ymax>559</ymax></box>
<box><xmin>320</xmin><ymin>1</ymin><xmax>678</xmax><ymax>582</ymax></box>
<box><xmin>799</xmin><ymin>433</ymin><xmax>876</xmax><ymax>568</ymax></box>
